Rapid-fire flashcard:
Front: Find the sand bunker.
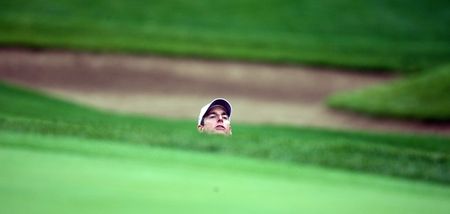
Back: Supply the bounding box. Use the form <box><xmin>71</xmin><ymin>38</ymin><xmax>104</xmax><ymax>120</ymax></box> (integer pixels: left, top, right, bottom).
<box><xmin>1</xmin><ymin>48</ymin><xmax>448</xmax><ymax>135</ymax></box>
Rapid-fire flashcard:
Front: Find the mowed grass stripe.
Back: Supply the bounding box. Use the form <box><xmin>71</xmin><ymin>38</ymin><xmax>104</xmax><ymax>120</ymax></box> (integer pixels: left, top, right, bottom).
<box><xmin>1</xmin><ymin>131</ymin><xmax>449</xmax><ymax>214</ymax></box>
<box><xmin>1</xmin><ymin>0</ymin><xmax>449</xmax><ymax>71</ymax></box>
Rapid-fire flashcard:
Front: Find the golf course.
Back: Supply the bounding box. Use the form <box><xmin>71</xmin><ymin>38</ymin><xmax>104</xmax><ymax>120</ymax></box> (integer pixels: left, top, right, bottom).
<box><xmin>1</xmin><ymin>0</ymin><xmax>449</xmax><ymax>213</ymax></box>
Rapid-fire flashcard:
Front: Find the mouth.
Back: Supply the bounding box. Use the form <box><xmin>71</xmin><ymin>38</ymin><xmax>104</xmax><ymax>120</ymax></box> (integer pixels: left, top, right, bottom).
<box><xmin>215</xmin><ymin>125</ymin><xmax>225</xmax><ymax>130</ymax></box>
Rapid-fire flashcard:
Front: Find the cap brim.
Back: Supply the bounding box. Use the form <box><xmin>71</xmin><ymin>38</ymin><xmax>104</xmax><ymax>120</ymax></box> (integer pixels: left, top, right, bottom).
<box><xmin>208</xmin><ymin>99</ymin><xmax>232</xmax><ymax>117</ymax></box>
<box><xmin>198</xmin><ymin>98</ymin><xmax>232</xmax><ymax>126</ymax></box>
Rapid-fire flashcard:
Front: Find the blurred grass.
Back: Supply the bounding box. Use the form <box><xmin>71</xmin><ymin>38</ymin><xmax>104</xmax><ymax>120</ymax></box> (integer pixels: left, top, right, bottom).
<box><xmin>0</xmin><ymin>130</ymin><xmax>450</xmax><ymax>214</ymax></box>
<box><xmin>2</xmin><ymin>132</ymin><xmax>450</xmax><ymax>214</ymax></box>
<box><xmin>327</xmin><ymin>64</ymin><xmax>450</xmax><ymax>120</ymax></box>
<box><xmin>0</xmin><ymin>0</ymin><xmax>449</xmax><ymax>72</ymax></box>
<box><xmin>1</xmin><ymin>82</ymin><xmax>449</xmax><ymax>184</ymax></box>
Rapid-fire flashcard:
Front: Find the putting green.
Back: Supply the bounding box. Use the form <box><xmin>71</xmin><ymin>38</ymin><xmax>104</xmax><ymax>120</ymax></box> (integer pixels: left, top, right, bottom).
<box><xmin>0</xmin><ymin>131</ymin><xmax>449</xmax><ymax>214</ymax></box>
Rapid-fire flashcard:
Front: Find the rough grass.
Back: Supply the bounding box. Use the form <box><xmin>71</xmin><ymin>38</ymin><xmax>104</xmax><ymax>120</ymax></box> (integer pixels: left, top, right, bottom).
<box><xmin>1</xmin><ymin>0</ymin><xmax>449</xmax><ymax>72</ymax></box>
<box><xmin>1</xmin><ymin>82</ymin><xmax>449</xmax><ymax>184</ymax></box>
<box><xmin>327</xmin><ymin>64</ymin><xmax>450</xmax><ymax>121</ymax></box>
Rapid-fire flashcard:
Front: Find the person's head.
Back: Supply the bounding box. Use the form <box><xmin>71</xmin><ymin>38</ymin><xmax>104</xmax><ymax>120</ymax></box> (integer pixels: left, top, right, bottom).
<box><xmin>197</xmin><ymin>98</ymin><xmax>232</xmax><ymax>135</ymax></box>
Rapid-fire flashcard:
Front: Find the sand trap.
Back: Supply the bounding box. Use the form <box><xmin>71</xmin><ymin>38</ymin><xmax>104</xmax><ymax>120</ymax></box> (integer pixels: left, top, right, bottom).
<box><xmin>1</xmin><ymin>48</ymin><xmax>448</xmax><ymax>135</ymax></box>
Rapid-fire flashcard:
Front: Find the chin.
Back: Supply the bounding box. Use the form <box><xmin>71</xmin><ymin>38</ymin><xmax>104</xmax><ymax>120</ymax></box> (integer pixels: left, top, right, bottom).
<box><xmin>214</xmin><ymin>130</ymin><xmax>228</xmax><ymax>135</ymax></box>
<box><xmin>203</xmin><ymin>128</ymin><xmax>230</xmax><ymax>135</ymax></box>
<box><xmin>210</xmin><ymin>129</ymin><xmax>230</xmax><ymax>135</ymax></box>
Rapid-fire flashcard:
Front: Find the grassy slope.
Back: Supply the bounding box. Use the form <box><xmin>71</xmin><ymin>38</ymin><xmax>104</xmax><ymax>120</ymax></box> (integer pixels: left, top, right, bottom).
<box><xmin>0</xmin><ymin>0</ymin><xmax>449</xmax><ymax>71</ymax></box>
<box><xmin>1</xmin><ymin>82</ymin><xmax>449</xmax><ymax>184</ymax></box>
<box><xmin>327</xmin><ymin>64</ymin><xmax>450</xmax><ymax>120</ymax></box>
<box><xmin>1</xmin><ymin>131</ymin><xmax>450</xmax><ymax>214</ymax></box>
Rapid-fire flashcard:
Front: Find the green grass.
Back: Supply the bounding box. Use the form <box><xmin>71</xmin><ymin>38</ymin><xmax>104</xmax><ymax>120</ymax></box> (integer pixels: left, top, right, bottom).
<box><xmin>1</xmin><ymin>82</ymin><xmax>449</xmax><ymax>184</ymax></box>
<box><xmin>1</xmin><ymin>130</ymin><xmax>450</xmax><ymax>214</ymax></box>
<box><xmin>1</xmin><ymin>0</ymin><xmax>449</xmax><ymax>72</ymax></box>
<box><xmin>327</xmin><ymin>64</ymin><xmax>450</xmax><ymax>120</ymax></box>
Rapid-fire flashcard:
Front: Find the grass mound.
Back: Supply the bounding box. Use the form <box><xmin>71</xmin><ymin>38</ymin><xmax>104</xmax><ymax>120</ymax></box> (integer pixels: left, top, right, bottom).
<box><xmin>1</xmin><ymin>0</ymin><xmax>449</xmax><ymax>71</ymax></box>
<box><xmin>1</xmin><ymin>82</ymin><xmax>449</xmax><ymax>184</ymax></box>
<box><xmin>327</xmin><ymin>64</ymin><xmax>450</xmax><ymax>121</ymax></box>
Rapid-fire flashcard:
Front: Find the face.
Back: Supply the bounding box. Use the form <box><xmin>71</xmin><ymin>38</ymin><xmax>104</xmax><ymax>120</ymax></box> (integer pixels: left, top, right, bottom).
<box><xmin>198</xmin><ymin>106</ymin><xmax>232</xmax><ymax>135</ymax></box>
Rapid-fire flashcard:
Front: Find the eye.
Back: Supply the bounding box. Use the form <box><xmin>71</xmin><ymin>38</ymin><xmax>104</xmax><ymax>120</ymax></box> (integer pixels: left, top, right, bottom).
<box><xmin>222</xmin><ymin>115</ymin><xmax>229</xmax><ymax>120</ymax></box>
<box><xmin>207</xmin><ymin>114</ymin><xmax>216</xmax><ymax>119</ymax></box>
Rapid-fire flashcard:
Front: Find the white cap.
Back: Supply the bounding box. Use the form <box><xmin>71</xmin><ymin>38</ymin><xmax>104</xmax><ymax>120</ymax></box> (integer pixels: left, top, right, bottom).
<box><xmin>198</xmin><ymin>98</ymin><xmax>232</xmax><ymax>126</ymax></box>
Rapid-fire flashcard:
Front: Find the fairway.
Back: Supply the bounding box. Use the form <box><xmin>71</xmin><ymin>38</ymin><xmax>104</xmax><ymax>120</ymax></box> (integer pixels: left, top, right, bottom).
<box><xmin>1</xmin><ymin>131</ymin><xmax>449</xmax><ymax>214</ymax></box>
